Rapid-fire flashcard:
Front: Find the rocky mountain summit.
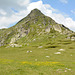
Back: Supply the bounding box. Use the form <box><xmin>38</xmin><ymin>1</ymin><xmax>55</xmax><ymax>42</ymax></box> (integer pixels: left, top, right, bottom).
<box><xmin>0</xmin><ymin>9</ymin><xmax>75</xmax><ymax>47</ymax></box>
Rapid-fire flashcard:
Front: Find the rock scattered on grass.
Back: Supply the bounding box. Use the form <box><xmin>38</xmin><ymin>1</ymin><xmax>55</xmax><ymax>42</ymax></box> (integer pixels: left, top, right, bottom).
<box><xmin>68</xmin><ymin>69</ymin><xmax>71</xmax><ymax>71</ymax></box>
<box><xmin>46</xmin><ymin>56</ymin><xmax>50</xmax><ymax>58</ymax></box>
<box><xmin>57</xmin><ymin>69</ymin><xmax>62</xmax><ymax>71</ymax></box>
<box><xmin>70</xmin><ymin>54</ymin><xmax>72</xmax><ymax>56</ymax></box>
<box><xmin>65</xmin><ymin>68</ymin><xmax>71</xmax><ymax>71</ymax></box>
<box><xmin>64</xmin><ymin>70</ymin><xmax>67</xmax><ymax>72</ymax></box>
<box><xmin>27</xmin><ymin>51</ymin><xmax>30</xmax><ymax>53</ymax></box>
<box><xmin>9</xmin><ymin>44</ymin><xmax>22</xmax><ymax>47</ymax></box>
<box><xmin>38</xmin><ymin>46</ymin><xmax>43</xmax><ymax>48</ymax></box>
<box><xmin>30</xmin><ymin>51</ymin><xmax>32</xmax><ymax>52</ymax></box>
<box><xmin>59</xmin><ymin>49</ymin><xmax>65</xmax><ymax>51</ymax></box>
<box><xmin>35</xmin><ymin>59</ymin><xmax>37</xmax><ymax>61</ymax></box>
<box><xmin>45</xmin><ymin>49</ymin><xmax>48</xmax><ymax>50</ymax></box>
<box><xmin>57</xmin><ymin>68</ymin><xmax>71</xmax><ymax>73</ymax></box>
<box><xmin>27</xmin><ymin>51</ymin><xmax>32</xmax><ymax>53</ymax></box>
<box><xmin>27</xmin><ymin>44</ymin><xmax>29</xmax><ymax>46</ymax></box>
<box><xmin>54</xmin><ymin>52</ymin><xmax>61</xmax><ymax>54</ymax></box>
<box><xmin>33</xmin><ymin>39</ymin><xmax>36</xmax><ymax>41</ymax></box>
<box><xmin>71</xmin><ymin>39</ymin><xmax>75</xmax><ymax>41</ymax></box>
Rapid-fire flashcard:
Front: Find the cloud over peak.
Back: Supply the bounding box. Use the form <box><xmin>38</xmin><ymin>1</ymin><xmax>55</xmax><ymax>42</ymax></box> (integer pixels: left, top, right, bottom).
<box><xmin>0</xmin><ymin>0</ymin><xmax>75</xmax><ymax>31</ymax></box>
<box><xmin>59</xmin><ymin>0</ymin><xmax>68</xmax><ymax>4</ymax></box>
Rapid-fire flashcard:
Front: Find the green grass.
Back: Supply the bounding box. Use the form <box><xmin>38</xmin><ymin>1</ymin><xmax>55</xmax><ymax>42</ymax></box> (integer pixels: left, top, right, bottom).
<box><xmin>0</xmin><ymin>9</ymin><xmax>74</xmax><ymax>75</ymax></box>
<box><xmin>0</xmin><ymin>33</ymin><xmax>75</xmax><ymax>75</ymax></box>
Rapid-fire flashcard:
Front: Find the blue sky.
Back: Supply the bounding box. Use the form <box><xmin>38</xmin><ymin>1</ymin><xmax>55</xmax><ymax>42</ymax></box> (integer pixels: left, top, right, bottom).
<box><xmin>0</xmin><ymin>0</ymin><xmax>75</xmax><ymax>31</ymax></box>
<box><xmin>32</xmin><ymin>0</ymin><xmax>75</xmax><ymax>20</ymax></box>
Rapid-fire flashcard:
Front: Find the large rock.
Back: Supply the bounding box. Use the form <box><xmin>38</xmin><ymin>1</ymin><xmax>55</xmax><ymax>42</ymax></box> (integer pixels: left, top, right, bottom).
<box><xmin>53</xmin><ymin>25</ymin><xmax>62</xmax><ymax>32</ymax></box>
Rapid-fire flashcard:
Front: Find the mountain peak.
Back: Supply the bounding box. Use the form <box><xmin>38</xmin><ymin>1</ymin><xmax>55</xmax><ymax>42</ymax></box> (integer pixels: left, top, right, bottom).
<box><xmin>27</xmin><ymin>8</ymin><xmax>44</xmax><ymax>18</ymax></box>
<box><xmin>0</xmin><ymin>8</ymin><xmax>74</xmax><ymax>47</ymax></box>
<box><xmin>31</xmin><ymin>8</ymin><xmax>41</xmax><ymax>13</ymax></box>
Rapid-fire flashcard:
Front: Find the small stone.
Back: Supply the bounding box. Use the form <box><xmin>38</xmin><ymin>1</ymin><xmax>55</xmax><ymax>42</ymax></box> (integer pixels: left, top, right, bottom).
<box><xmin>38</xmin><ymin>46</ymin><xmax>43</xmax><ymax>48</ymax></box>
<box><xmin>33</xmin><ymin>39</ymin><xmax>36</xmax><ymax>41</ymax></box>
<box><xmin>71</xmin><ymin>39</ymin><xmax>75</xmax><ymax>41</ymax></box>
<box><xmin>45</xmin><ymin>49</ymin><xmax>48</xmax><ymax>50</ymax></box>
<box><xmin>30</xmin><ymin>51</ymin><xmax>32</xmax><ymax>52</ymax></box>
<box><xmin>27</xmin><ymin>44</ymin><xmax>29</xmax><ymax>46</ymax></box>
<box><xmin>68</xmin><ymin>69</ymin><xmax>71</xmax><ymax>71</ymax></box>
<box><xmin>57</xmin><ymin>69</ymin><xmax>62</xmax><ymax>71</ymax></box>
<box><xmin>59</xmin><ymin>49</ymin><xmax>65</xmax><ymax>51</ymax></box>
<box><xmin>35</xmin><ymin>59</ymin><xmax>37</xmax><ymax>61</ymax></box>
<box><xmin>65</xmin><ymin>68</ymin><xmax>68</xmax><ymax>69</ymax></box>
<box><xmin>71</xmin><ymin>54</ymin><xmax>72</xmax><ymax>56</ymax></box>
<box><xmin>54</xmin><ymin>52</ymin><xmax>61</xmax><ymax>54</ymax></box>
<box><xmin>64</xmin><ymin>70</ymin><xmax>67</xmax><ymax>72</ymax></box>
<box><xmin>27</xmin><ymin>51</ymin><xmax>30</xmax><ymax>53</ymax></box>
<box><xmin>46</xmin><ymin>56</ymin><xmax>50</xmax><ymax>58</ymax></box>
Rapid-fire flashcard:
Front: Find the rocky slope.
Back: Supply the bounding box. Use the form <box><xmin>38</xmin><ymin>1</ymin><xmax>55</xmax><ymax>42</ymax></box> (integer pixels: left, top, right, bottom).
<box><xmin>0</xmin><ymin>9</ymin><xmax>74</xmax><ymax>47</ymax></box>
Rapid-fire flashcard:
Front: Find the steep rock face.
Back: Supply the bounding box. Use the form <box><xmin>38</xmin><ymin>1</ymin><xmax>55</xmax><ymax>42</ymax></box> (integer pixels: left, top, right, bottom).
<box><xmin>0</xmin><ymin>9</ymin><xmax>74</xmax><ymax>47</ymax></box>
<box><xmin>53</xmin><ymin>25</ymin><xmax>62</xmax><ymax>32</ymax></box>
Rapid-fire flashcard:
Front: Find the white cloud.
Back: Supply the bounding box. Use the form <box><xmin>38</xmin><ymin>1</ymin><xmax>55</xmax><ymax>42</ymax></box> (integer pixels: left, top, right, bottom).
<box><xmin>0</xmin><ymin>0</ymin><xmax>30</xmax><ymax>29</ymax></box>
<box><xmin>71</xmin><ymin>10</ymin><xmax>75</xmax><ymax>14</ymax></box>
<box><xmin>0</xmin><ymin>0</ymin><xmax>75</xmax><ymax>32</ymax></box>
<box><xmin>0</xmin><ymin>0</ymin><xmax>30</xmax><ymax>9</ymax></box>
<box><xmin>0</xmin><ymin>0</ymin><xmax>30</xmax><ymax>16</ymax></box>
<box><xmin>27</xmin><ymin>1</ymin><xmax>53</xmax><ymax>16</ymax></box>
<box><xmin>27</xmin><ymin>1</ymin><xmax>75</xmax><ymax>31</ymax></box>
<box><xmin>50</xmin><ymin>13</ymin><xmax>75</xmax><ymax>31</ymax></box>
<box><xmin>59</xmin><ymin>0</ymin><xmax>68</xmax><ymax>3</ymax></box>
<box><xmin>0</xmin><ymin>10</ymin><xmax>29</xmax><ymax>29</ymax></box>
<box><xmin>0</xmin><ymin>9</ymin><xmax>7</xmax><ymax>15</ymax></box>
<box><xmin>18</xmin><ymin>0</ymin><xmax>30</xmax><ymax>6</ymax></box>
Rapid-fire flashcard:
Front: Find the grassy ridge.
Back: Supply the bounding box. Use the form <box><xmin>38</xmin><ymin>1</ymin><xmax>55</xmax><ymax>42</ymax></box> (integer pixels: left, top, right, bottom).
<box><xmin>0</xmin><ymin>9</ymin><xmax>75</xmax><ymax>75</ymax></box>
<box><xmin>0</xmin><ymin>33</ymin><xmax>75</xmax><ymax>75</ymax></box>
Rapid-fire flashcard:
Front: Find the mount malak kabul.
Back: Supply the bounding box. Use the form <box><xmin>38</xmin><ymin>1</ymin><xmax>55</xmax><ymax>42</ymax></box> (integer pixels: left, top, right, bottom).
<box><xmin>0</xmin><ymin>9</ymin><xmax>75</xmax><ymax>47</ymax></box>
<box><xmin>0</xmin><ymin>9</ymin><xmax>75</xmax><ymax>75</ymax></box>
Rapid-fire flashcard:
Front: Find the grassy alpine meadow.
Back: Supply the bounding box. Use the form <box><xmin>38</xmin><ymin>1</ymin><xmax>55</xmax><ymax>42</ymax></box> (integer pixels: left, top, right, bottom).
<box><xmin>0</xmin><ymin>34</ymin><xmax>75</xmax><ymax>75</ymax></box>
<box><xmin>0</xmin><ymin>8</ymin><xmax>75</xmax><ymax>75</ymax></box>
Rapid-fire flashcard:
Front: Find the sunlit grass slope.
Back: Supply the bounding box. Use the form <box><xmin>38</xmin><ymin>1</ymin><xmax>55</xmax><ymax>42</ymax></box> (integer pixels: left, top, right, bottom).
<box><xmin>0</xmin><ymin>33</ymin><xmax>75</xmax><ymax>75</ymax></box>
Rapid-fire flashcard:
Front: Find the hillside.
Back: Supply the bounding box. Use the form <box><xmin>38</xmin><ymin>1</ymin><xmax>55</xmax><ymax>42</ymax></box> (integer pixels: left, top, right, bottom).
<box><xmin>0</xmin><ymin>9</ymin><xmax>74</xmax><ymax>47</ymax></box>
<box><xmin>0</xmin><ymin>9</ymin><xmax>75</xmax><ymax>75</ymax></box>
